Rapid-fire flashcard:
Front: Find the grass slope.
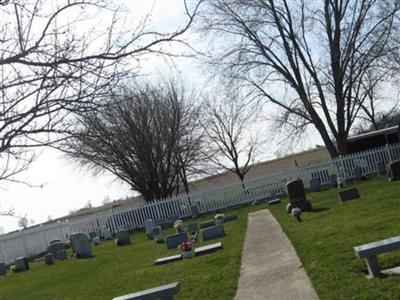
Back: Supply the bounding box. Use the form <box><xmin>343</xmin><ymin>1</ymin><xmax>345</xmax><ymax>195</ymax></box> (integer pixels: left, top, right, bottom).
<box><xmin>269</xmin><ymin>176</ymin><xmax>400</xmax><ymax>299</ymax></box>
<box><xmin>0</xmin><ymin>204</ymin><xmax>264</xmax><ymax>300</ymax></box>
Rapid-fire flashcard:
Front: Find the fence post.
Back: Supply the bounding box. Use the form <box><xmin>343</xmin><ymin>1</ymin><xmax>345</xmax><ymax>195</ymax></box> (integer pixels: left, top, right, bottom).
<box><xmin>385</xmin><ymin>143</ymin><xmax>392</xmax><ymax>163</ymax></box>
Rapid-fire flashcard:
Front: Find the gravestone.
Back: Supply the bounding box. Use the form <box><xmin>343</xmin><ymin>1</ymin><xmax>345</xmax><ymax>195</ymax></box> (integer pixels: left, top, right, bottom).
<box><xmin>55</xmin><ymin>249</ymin><xmax>67</xmax><ymax>260</ymax></box>
<box><xmin>49</xmin><ymin>239</ymin><xmax>61</xmax><ymax>246</ymax></box>
<box><xmin>44</xmin><ymin>253</ymin><xmax>55</xmax><ymax>265</ymax></box>
<box><xmin>268</xmin><ymin>198</ymin><xmax>281</xmax><ymax>206</ymax></box>
<box><xmin>70</xmin><ymin>232</ymin><xmax>92</xmax><ymax>258</ymax></box>
<box><xmin>330</xmin><ymin>174</ymin><xmax>337</xmax><ymax>187</ymax></box>
<box><xmin>92</xmin><ymin>236</ymin><xmax>101</xmax><ymax>246</ymax></box>
<box><xmin>224</xmin><ymin>215</ymin><xmax>238</xmax><ymax>223</ymax></box>
<box><xmin>14</xmin><ymin>257</ymin><xmax>29</xmax><ymax>272</ymax></box>
<box><xmin>115</xmin><ymin>229</ymin><xmax>131</xmax><ymax>246</ymax></box>
<box><xmin>309</xmin><ymin>177</ymin><xmax>321</xmax><ymax>192</ymax></box>
<box><xmin>88</xmin><ymin>232</ymin><xmax>97</xmax><ymax>241</ymax></box>
<box><xmin>151</xmin><ymin>226</ymin><xmax>165</xmax><ymax>243</ymax></box>
<box><xmin>155</xmin><ymin>219</ymin><xmax>174</xmax><ymax>229</ymax></box>
<box><xmin>376</xmin><ymin>161</ymin><xmax>386</xmax><ymax>175</ymax></box>
<box><xmin>190</xmin><ymin>205</ymin><xmax>200</xmax><ymax>218</ymax></box>
<box><xmin>353</xmin><ymin>166</ymin><xmax>364</xmax><ymax>180</ymax></box>
<box><xmin>166</xmin><ymin>232</ymin><xmax>187</xmax><ymax>249</ymax></box>
<box><xmin>286</xmin><ymin>179</ymin><xmax>312</xmax><ymax>213</ymax></box>
<box><xmin>47</xmin><ymin>242</ymin><xmax>65</xmax><ymax>258</ymax></box>
<box><xmin>200</xmin><ymin>220</ymin><xmax>215</xmax><ymax>229</ymax></box>
<box><xmin>102</xmin><ymin>229</ymin><xmax>113</xmax><ymax>240</ymax></box>
<box><xmin>187</xmin><ymin>223</ymin><xmax>199</xmax><ymax>235</ymax></box>
<box><xmin>174</xmin><ymin>220</ymin><xmax>185</xmax><ymax>234</ymax></box>
<box><xmin>202</xmin><ymin>225</ymin><xmax>226</xmax><ymax>241</ymax></box>
<box><xmin>144</xmin><ymin>219</ymin><xmax>155</xmax><ymax>238</ymax></box>
<box><xmin>338</xmin><ymin>187</ymin><xmax>360</xmax><ymax>202</ymax></box>
<box><xmin>0</xmin><ymin>262</ymin><xmax>7</xmax><ymax>276</ymax></box>
<box><xmin>388</xmin><ymin>160</ymin><xmax>400</xmax><ymax>181</ymax></box>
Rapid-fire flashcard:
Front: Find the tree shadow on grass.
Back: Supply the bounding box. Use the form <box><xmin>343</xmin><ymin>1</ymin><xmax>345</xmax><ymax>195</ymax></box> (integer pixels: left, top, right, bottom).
<box><xmin>310</xmin><ymin>207</ymin><xmax>330</xmax><ymax>213</ymax></box>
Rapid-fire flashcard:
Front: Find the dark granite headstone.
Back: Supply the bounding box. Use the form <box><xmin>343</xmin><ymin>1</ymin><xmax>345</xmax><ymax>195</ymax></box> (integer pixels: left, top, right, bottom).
<box><xmin>286</xmin><ymin>179</ymin><xmax>312</xmax><ymax>212</ymax></box>
<box><xmin>70</xmin><ymin>232</ymin><xmax>92</xmax><ymax>258</ymax></box>
<box><xmin>47</xmin><ymin>242</ymin><xmax>65</xmax><ymax>258</ymax></box>
<box><xmin>0</xmin><ymin>262</ymin><xmax>7</xmax><ymax>276</ymax></box>
<box><xmin>388</xmin><ymin>160</ymin><xmax>400</xmax><ymax>181</ymax></box>
<box><xmin>166</xmin><ymin>232</ymin><xmax>187</xmax><ymax>249</ymax></box>
<box><xmin>376</xmin><ymin>161</ymin><xmax>386</xmax><ymax>175</ymax></box>
<box><xmin>49</xmin><ymin>239</ymin><xmax>61</xmax><ymax>246</ymax></box>
<box><xmin>310</xmin><ymin>178</ymin><xmax>321</xmax><ymax>192</ymax></box>
<box><xmin>14</xmin><ymin>257</ymin><xmax>29</xmax><ymax>272</ymax></box>
<box><xmin>115</xmin><ymin>229</ymin><xmax>131</xmax><ymax>246</ymax></box>
<box><xmin>199</xmin><ymin>220</ymin><xmax>215</xmax><ymax>229</ymax></box>
<box><xmin>224</xmin><ymin>215</ymin><xmax>238</xmax><ymax>222</ymax></box>
<box><xmin>353</xmin><ymin>167</ymin><xmax>363</xmax><ymax>180</ymax></box>
<box><xmin>190</xmin><ymin>205</ymin><xmax>200</xmax><ymax>218</ymax></box>
<box><xmin>44</xmin><ymin>253</ymin><xmax>55</xmax><ymax>265</ymax></box>
<box><xmin>187</xmin><ymin>223</ymin><xmax>199</xmax><ymax>235</ymax></box>
<box><xmin>202</xmin><ymin>225</ymin><xmax>225</xmax><ymax>241</ymax></box>
<box><xmin>338</xmin><ymin>187</ymin><xmax>360</xmax><ymax>202</ymax></box>
<box><xmin>55</xmin><ymin>249</ymin><xmax>68</xmax><ymax>260</ymax></box>
<box><xmin>330</xmin><ymin>174</ymin><xmax>337</xmax><ymax>187</ymax></box>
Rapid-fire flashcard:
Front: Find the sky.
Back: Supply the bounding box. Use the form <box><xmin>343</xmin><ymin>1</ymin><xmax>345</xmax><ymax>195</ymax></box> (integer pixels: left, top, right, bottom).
<box><xmin>0</xmin><ymin>0</ymin><xmax>210</xmax><ymax>234</ymax></box>
<box><xmin>0</xmin><ymin>0</ymin><xmax>328</xmax><ymax>234</ymax></box>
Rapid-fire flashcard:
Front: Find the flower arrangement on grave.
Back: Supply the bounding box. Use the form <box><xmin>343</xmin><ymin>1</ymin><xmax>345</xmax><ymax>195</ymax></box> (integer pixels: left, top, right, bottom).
<box><xmin>179</xmin><ymin>240</ymin><xmax>195</xmax><ymax>252</ymax></box>
<box><xmin>214</xmin><ymin>213</ymin><xmax>225</xmax><ymax>224</ymax></box>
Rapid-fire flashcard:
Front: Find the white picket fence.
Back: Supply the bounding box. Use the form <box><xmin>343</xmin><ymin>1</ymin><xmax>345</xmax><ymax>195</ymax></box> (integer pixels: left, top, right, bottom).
<box><xmin>1</xmin><ymin>143</ymin><xmax>399</xmax><ymax>265</ymax></box>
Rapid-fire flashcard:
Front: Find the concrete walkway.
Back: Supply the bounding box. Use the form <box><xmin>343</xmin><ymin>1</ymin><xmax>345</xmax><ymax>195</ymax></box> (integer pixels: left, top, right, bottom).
<box><xmin>234</xmin><ymin>209</ymin><xmax>319</xmax><ymax>300</ymax></box>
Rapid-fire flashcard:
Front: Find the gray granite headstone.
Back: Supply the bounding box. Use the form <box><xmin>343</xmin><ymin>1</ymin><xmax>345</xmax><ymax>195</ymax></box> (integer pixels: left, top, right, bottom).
<box><xmin>309</xmin><ymin>178</ymin><xmax>321</xmax><ymax>192</ymax></box>
<box><xmin>144</xmin><ymin>219</ymin><xmax>155</xmax><ymax>238</ymax></box>
<box><xmin>92</xmin><ymin>236</ymin><xmax>101</xmax><ymax>246</ymax></box>
<box><xmin>70</xmin><ymin>232</ymin><xmax>92</xmax><ymax>258</ymax></box>
<box><xmin>102</xmin><ymin>229</ymin><xmax>113</xmax><ymax>240</ymax></box>
<box><xmin>388</xmin><ymin>160</ymin><xmax>400</xmax><ymax>181</ymax></box>
<box><xmin>202</xmin><ymin>225</ymin><xmax>225</xmax><ymax>241</ymax></box>
<box><xmin>151</xmin><ymin>226</ymin><xmax>165</xmax><ymax>243</ymax></box>
<box><xmin>166</xmin><ymin>232</ymin><xmax>187</xmax><ymax>249</ymax></box>
<box><xmin>0</xmin><ymin>262</ymin><xmax>7</xmax><ymax>276</ymax></box>
<box><xmin>115</xmin><ymin>229</ymin><xmax>131</xmax><ymax>246</ymax></box>
<box><xmin>15</xmin><ymin>257</ymin><xmax>29</xmax><ymax>272</ymax></box>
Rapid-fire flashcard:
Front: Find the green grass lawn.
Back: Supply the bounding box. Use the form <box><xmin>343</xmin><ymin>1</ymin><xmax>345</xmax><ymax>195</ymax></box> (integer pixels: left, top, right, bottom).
<box><xmin>0</xmin><ymin>204</ymin><xmax>264</xmax><ymax>300</ymax></box>
<box><xmin>269</xmin><ymin>176</ymin><xmax>400</xmax><ymax>299</ymax></box>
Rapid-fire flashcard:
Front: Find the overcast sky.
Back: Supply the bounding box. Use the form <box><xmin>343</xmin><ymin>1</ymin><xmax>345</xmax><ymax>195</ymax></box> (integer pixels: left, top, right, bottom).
<box><xmin>0</xmin><ymin>0</ymin><xmax>324</xmax><ymax>234</ymax></box>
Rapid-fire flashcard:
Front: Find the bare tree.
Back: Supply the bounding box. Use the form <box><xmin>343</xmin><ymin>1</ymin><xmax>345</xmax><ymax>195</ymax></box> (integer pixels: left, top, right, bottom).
<box><xmin>201</xmin><ymin>92</ymin><xmax>259</xmax><ymax>185</ymax></box>
<box><xmin>199</xmin><ymin>0</ymin><xmax>400</xmax><ymax>157</ymax></box>
<box><xmin>65</xmin><ymin>80</ymin><xmax>204</xmax><ymax>202</ymax></box>
<box><xmin>0</xmin><ymin>0</ymin><xmax>201</xmax><ymax>184</ymax></box>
